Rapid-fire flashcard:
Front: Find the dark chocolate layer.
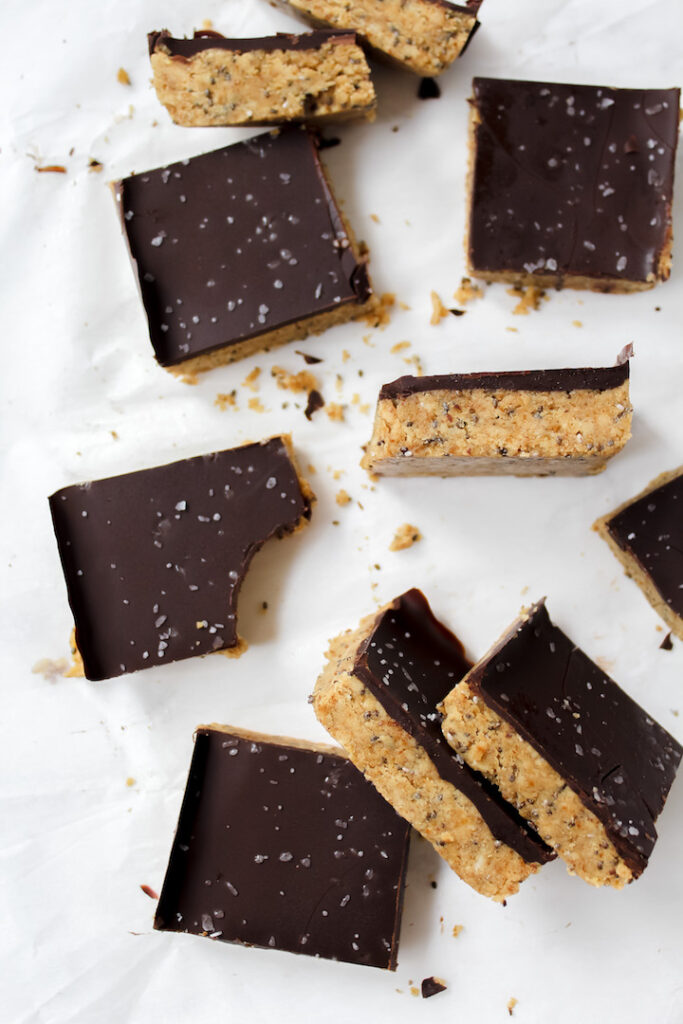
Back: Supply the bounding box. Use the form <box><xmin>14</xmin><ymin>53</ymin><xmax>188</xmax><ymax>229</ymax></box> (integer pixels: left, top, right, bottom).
<box><xmin>114</xmin><ymin>129</ymin><xmax>371</xmax><ymax>367</ymax></box>
<box><xmin>49</xmin><ymin>438</ymin><xmax>312</xmax><ymax>680</ymax></box>
<box><xmin>353</xmin><ymin>590</ymin><xmax>554</xmax><ymax>865</ymax></box>
<box><xmin>148</xmin><ymin>29</ymin><xmax>358</xmax><ymax>59</ymax></box>
<box><xmin>466</xmin><ymin>601</ymin><xmax>682</xmax><ymax>876</ymax></box>
<box><xmin>469</xmin><ymin>78</ymin><xmax>680</xmax><ymax>283</ymax></box>
<box><xmin>606</xmin><ymin>471</ymin><xmax>683</xmax><ymax>619</ymax></box>
<box><xmin>155</xmin><ymin>729</ymin><xmax>411</xmax><ymax>970</ymax></box>
<box><xmin>379</xmin><ymin>363</ymin><xmax>629</xmax><ymax>401</ymax></box>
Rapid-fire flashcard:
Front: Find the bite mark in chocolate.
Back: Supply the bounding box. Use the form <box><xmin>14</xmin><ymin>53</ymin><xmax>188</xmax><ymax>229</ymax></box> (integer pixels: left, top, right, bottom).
<box><xmin>49</xmin><ymin>436</ymin><xmax>313</xmax><ymax>680</ymax></box>
<box><xmin>155</xmin><ymin>727</ymin><xmax>410</xmax><ymax>969</ymax></box>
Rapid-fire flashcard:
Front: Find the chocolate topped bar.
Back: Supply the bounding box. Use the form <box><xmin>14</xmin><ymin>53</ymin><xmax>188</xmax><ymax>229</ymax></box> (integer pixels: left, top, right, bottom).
<box><xmin>49</xmin><ymin>437</ymin><xmax>312</xmax><ymax>680</ymax></box>
<box><xmin>282</xmin><ymin>0</ymin><xmax>483</xmax><ymax>76</ymax></box>
<box><xmin>353</xmin><ymin>590</ymin><xmax>553</xmax><ymax>865</ymax></box>
<box><xmin>468</xmin><ymin>77</ymin><xmax>680</xmax><ymax>291</ymax></box>
<box><xmin>362</xmin><ymin>360</ymin><xmax>632</xmax><ymax>477</ymax></box>
<box><xmin>441</xmin><ymin>601</ymin><xmax>682</xmax><ymax>885</ymax></box>
<box><xmin>379</xmin><ymin>364</ymin><xmax>629</xmax><ymax>401</ymax></box>
<box><xmin>155</xmin><ymin>727</ymin><xmax>410</xmax><ymax>970</ymax></box>
<box><xmin>148</xmin><ymin>30</ymin><xmax>376</xmax><ymax>127</ymax></box>
<box><xmin>594</xmin><ymin>467</ymin><xmax>683</xmax><ymax>639</ymax></box>
<box><xmin>314</xmin><ymin>590</ymin><xmax>553</xmax><ymax>901</ymax></box>
<box><xmin>114</xmin><ymin>129</ymin><xmax>373</xmax><ymax>371</ymax></box>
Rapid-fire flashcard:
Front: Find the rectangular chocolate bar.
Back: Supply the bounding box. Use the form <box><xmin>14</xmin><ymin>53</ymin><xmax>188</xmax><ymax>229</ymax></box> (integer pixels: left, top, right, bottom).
<box><xmin>467</xmin><ymin>78</ymin><xmax>680</xmax><ymax>291</ymax></box>
<box><xmin>113</xmin><ymin>128</ymin><xmax>374</xmax><ymax>373</ymax></box>
<box><xmin>313</xmin><ymin>590</ymin><xmax>554</xmax><ymax>901</ymax></box>
<box><xmin>440</xmin><ymin>600</ymin><xmax>682</xmax><ymax>887</ymax></box>
<box><xmin>281</xmin><ymin>0</ymin><xmax>483</xmax><ymax>76</ymax></box>
<box><xmin>155</xmin><ymin>726</ymin><xmax>411</xmax><ymax>970</ymax></box>
<box><xmin>148</xmin><ymin>30</ymin><xmax>376</xmax><ymax>127</ymax></box>
<box><xmin>361</xmin><ymin>361</ymin><xmax>631</xmax><ymax>476</ymax></box>
<box><xmin>594</xmin><ymin>466</ymin><xmax>683</xmax><ymax>639</ymax></box>
<box><xmin>48</xmin><ymin>436</ymin><xmax>313</xmax><ymax>680</ymax></box>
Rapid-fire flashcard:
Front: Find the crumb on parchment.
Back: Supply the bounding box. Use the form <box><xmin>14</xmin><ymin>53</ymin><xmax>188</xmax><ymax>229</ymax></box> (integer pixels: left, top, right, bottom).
<box><xmin>507</xmin><ymin>997</ymin><xmax>518</xmax><ymax>1016</ymax></box>
<box><xmin>215</xmin><ymin>391</ymin><xmax>237</xmax><ymax>410</ymax></box>
<box><xmin>389</xmin><ymin>524</ymin><xmax>422</xmax><ymax>551</ymax></box>
<box><xmin>242</xmin><ymin>367</ymin><xmax>261</xmax><ymax>391</ymax></box>
<box><xmin>391</xmin><ymin>341</ymin><xmax>411</xmax><ymax>354</ymax></box>
<box><xmin>117</xmin><ymin>68</ymin><xmax>131</xmax><ymax>85</ymax></box>
<box><xmin>336</xmin><ymin>489</ymin><xmax>351</xmax><ymax>506</ymax></box>
<box><xmin>454</xmin><ymin>276</ymin><xmax>482</xmax><ymax>304</ymax></box>
<box><xmin>326</xmin><ymin>402</ymin><xmax>345</xmax><ymax>422</ymax></box>
<box><xmin>248</xmin><ymin>397</ymin><xmax>266</xmax><ymax>413</ymax></box>
<box><xmin>430</xmin><ymin>290</ymin><xmax>450</xmax><ymax>325</ymax></box>
<box><xmin>507</xmin><ymin>285</ymin><xmax>547</xmax><ymax>314</ymax></box>
<box><xmin>364</xmin><ymin>292</ymin><xmax>395</xmax><ymax>329</ymax></box>
<box><xmin>272</xmin><ymin>365</ymin><xmax>319</xmax><ymax>393</ymax></box>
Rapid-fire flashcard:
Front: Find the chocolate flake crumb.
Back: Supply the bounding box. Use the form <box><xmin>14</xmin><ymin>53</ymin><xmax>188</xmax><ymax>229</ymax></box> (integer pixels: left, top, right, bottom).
<box><xmin>418</xmin><ymin>77</ymin><xmax>441</xmax><ymax>100</ymax></box>
<box><xmin>421</xmin><ymin>977</ymin><xmax>447</xmax><ymax>999</ymax></box>
<box><xmin>318</xmin><ymin>135</ymin><xmax>341</xmax><ymax>150</ymax></box>
<box><xmin>305</xmin><ymin>389</ymin><xmax>325</xmax><ymax>420</ymax></box>
<box><xmin>295</xmin><ymin>350</ymin><xmax>323</xmax><ymax>365</ymax></box>
<box><xmin>88</xmin><ymin>158</ymin><xmax>103</xmax><ymax>173</ymax></box>
<box><xmin>140</xmin><ymin>884</ymin><xmax>159</xmax><ymax>900</ymax></box>
<box><xmin>449</xmin><ymin>308</ymin><xmax>466</xmax><ymax>316</ymax></box>
<box><xmin>660</xmin><ymin>632</ymin><xmax>673</xmax><ymax>651</ymax></box>
<box><xmin>35</xmin><ymin>165</ymin><xmax>67</xmax><ymax>174</ymax></box>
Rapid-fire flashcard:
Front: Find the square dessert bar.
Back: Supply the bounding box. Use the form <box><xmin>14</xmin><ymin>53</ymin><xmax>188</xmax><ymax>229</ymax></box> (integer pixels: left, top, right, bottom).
<box><xmin>114</xmin><ymin>128</ymin><xmax>374</xmax><ymax>373</ymax></box>
<box><xmin>149</xmin><ymin>30</ymin><xmax>376</xmax><ymax>126</ymax></box>
<box><xmin>48</xmin><ymin>436</ymin><xmax>313</xmax><ymax>680</ymax></box>
<box><xmin>281</xmin><ymin>0</ymin><xmax>483</xmax><ymax>76</ymax></box>
<box><xmin>440</xmin><ymin>600</ymin><xmax>682</xmax><ymax>888</ymax></box>
<box><xmin>594</xmin><ymin>467</ymin><xmax>683</xmax><ymax>640</ymax></box>
<box><xmin>313</xmin><ymin>590</ymin><xmax>554</xmax><ymax>901</ymax></box>
<box><xmin>361</xmin><ymin>360</ymin><xmax>631</xmax><ymax>476</ymax></box>
<box><xmin>155</xmin><ymin>726</ymin><xmax>411</xmax><ymax>970</ymax></box>
<box><xmin>467</xmin><ymin>78</ymin><xmax>681</xmax><ymax>291</ymax></box>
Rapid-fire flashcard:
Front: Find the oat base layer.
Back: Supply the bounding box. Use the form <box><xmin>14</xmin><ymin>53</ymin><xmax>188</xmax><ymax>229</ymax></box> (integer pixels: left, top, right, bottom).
<box><xmin>362</xmin><ymin>383</ymin><xmax>631</xmax><ymax>476</ymax></box>
<box><xmin>151</xmin><ymin>40</ymin><xmax>376</xmax><ymax>126</ymax></box>
<box><xmin>283</xmin><ymin>0</ymin><xmax>477</xmax><ymax>76</ymax></box>
<box><xmin>440</xmin><ymin>682</ymin><xmax>633</xmax><ymax>889</ymax></box>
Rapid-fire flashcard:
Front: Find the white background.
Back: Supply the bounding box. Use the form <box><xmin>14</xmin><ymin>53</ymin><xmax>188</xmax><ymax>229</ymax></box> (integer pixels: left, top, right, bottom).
<box><xmin>1</xmin><ymin>0</ymin><xmax>682</xmax><ymax>1021</ymax></box>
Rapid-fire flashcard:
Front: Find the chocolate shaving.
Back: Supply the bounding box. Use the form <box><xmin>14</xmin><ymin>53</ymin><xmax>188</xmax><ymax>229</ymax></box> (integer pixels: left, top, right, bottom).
<box><xmin>305</xmin><ymin>389</ymin><xmax>325</xmax><ymax>420</ymax></box>
<box><xmin>417</xmin><ymin>78</ymin><xmax>441</xmax><ymax>100</ymax></box>
<box><xmin>421</xmin><ymin>977</ymin><xmax>447</xmax><ymax>998</ymax></box>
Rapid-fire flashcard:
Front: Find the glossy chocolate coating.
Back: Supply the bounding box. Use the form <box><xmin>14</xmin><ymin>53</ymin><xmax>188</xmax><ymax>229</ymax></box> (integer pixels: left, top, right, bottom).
<box><xmin>148</xmin><ymin>29</ymin><xmax>358</xmax><ymax>59</ymax></box>
<box><xmin>49</xmin><ymin>438</ymin><xmax>312</xmax><ymax>680</ymax></box>
<box><xmin>353</xmin><ymin>590</ymin><xmax>554</xmax><ymax>864</ymax></box>
<box><xmin>469</xmin><ymin>78</ymin><xmax>680</xmax><ymax>283</ymax></box>
<box><xmin>466</xmin><ymin>601</ymin><xmax>682</xmax><ymax>876</ymax></box>
<box><xmin>155</xmin><ymin>729</ymin><xmax>411</xmax><ymax>970</ymax></box>
<box><xmin>606</xmin><ymin>471</ymin><xmax>683</xmax><ymax>619</ymax></box>
<box><xmin>114</xmin><ymin>129</ymin><xmax>371</xmax><ymax>367</ymax></box>
<box><xmin>379</xmin><ymin>363</ymin><xmax>628</xmax><ymax>401</ymax></box>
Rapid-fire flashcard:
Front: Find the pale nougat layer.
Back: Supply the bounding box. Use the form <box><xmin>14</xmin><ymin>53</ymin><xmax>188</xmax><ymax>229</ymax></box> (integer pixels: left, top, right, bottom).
<box><xmin>440</xmin><ymin>681</ymin><xmax>633</xmax><ymax>889</ymax></box>
<box><xmin>313</xmin><ymin>614</ymin><xmax>541</xmax><ymax>901</ymax></box>
<box><xmin>284</xmin><ymin>0</ymin><xmax>478</xmax><ymax>76</ymax></box>
<box><xmin>362</xmin><ymin>382</ymin><xmax>631</xmax><ymax>476</ymax></box>
<box><xmin>151</xmin><ymin>40</ymin><xmax>376</xmax><ymax>126</ymax></box>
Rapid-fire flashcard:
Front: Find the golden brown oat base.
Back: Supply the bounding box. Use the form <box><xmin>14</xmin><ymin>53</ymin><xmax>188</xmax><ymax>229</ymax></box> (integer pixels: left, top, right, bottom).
<box><xmin>312</xmin><ymin>610</ymin><xmax>540</xmax><ymax>900</ymax></box>
<box><xmin>361</xmin><ymin>383</ymin><xmax>631</xmax><ymax>476</ymax></box>
<box><xmin>167</xmin><ymin>292</ymin><xmax>377</xmax><ymax>377</ymax></box>
<box><xmin>150</xmin><ymin>40</ymin><xmax>376</xmax><ymax>126</ymax></box>
<box><xmin>593</xmin><ymin>466</ymin><xmax>683</xmax><ymax>641</ymax></box>
<box><xmin>440</xmin><ymin>681</ymin><xmax>633</xmax><ymax>889</ymax></box>
<box><xmin>283</xmin><ymin>0</ymin><xmax>477</xmax><ymax>76</ymax></box>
